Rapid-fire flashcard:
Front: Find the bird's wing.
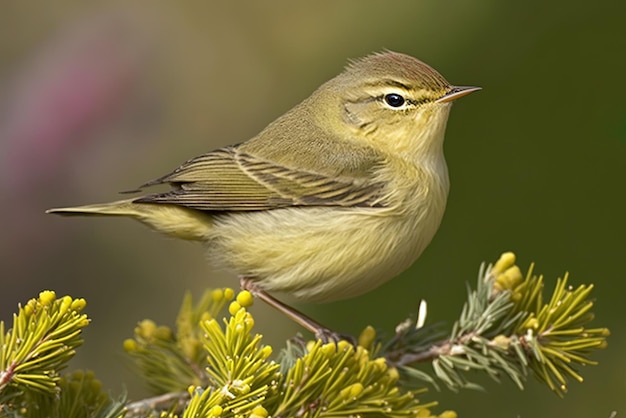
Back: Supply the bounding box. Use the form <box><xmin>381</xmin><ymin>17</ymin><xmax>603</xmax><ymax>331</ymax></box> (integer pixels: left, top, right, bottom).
<box><xmin>133</xmin><ymin>145</ymin><xmax>387</xmax><ymax>211</ymax></box>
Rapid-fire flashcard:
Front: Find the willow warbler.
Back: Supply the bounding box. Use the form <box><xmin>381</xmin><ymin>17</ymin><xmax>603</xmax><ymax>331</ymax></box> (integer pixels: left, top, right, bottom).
<box><xmin>48</xmin><ymin>51</ymin><xmax>479</xmax><ymax>337</ymax></box>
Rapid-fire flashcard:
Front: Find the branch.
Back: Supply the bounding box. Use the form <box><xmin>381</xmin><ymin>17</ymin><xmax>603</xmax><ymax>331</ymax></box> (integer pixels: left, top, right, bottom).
<box><xmin>378</xmin><ymin>252</ymin><xmax>609</xmax><ymax>396</ymax></box>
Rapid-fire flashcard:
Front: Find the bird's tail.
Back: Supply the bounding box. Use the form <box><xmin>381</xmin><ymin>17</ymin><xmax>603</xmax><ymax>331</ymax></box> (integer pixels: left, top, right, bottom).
<box><xmin>46</xmin><ymin>199</ymin><xmax>213</xmax><ymax>241</ymax></box>
<box><xmin>46</xmin><ymin>199</ymin><xmax>141</xmax><ymax>217</ymax></box>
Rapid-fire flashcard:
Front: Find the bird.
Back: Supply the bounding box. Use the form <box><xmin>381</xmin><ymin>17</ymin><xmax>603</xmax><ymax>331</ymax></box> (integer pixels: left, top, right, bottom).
<box><xmin>47</xmin><ymin>51</ymin><xmax>479</xmax><ymax>340</ymax></box>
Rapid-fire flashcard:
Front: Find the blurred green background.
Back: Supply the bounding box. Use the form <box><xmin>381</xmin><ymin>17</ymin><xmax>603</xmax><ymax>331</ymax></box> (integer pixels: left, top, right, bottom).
<box><xmin>1</xmin><ymin>1</ymin><xmax>624</xmax><ymax>416</ymax></box>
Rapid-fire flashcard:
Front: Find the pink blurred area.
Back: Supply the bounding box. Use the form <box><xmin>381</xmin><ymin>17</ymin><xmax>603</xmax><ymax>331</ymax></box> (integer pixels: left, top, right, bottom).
<box><xmin>0</xmin><ymin>7</ymin><xmax>171</xmax><ymax>315</ymax></box>
<box><xmin>0</xmin><ymin>8</ymin><xmax>156</xmax><ymax>195</ymax></box>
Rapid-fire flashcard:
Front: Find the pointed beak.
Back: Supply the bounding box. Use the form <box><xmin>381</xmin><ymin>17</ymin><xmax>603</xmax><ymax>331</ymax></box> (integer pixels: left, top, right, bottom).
<box><xmin>436</xmin><ymin>86</ymin><xmax>481</xmax><ymax>103</ymax></box>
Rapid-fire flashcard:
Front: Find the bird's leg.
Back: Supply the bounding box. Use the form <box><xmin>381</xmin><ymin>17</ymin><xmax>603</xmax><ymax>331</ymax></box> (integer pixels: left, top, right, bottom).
<box><xmin>240</xmin><ymin>277</ymin><xmax>352</xmax><ymax>344</ymax></box>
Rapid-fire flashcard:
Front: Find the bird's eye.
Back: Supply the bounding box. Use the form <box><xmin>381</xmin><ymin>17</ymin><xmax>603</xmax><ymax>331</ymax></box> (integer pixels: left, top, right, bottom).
<box><xmin>383</xmin><ymin>93</ymin><xmax>406</xmax><ymax>108</ymax></box>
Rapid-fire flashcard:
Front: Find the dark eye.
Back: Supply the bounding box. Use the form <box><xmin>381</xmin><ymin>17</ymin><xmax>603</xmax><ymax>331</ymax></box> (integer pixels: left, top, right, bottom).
<box><xmin>383</xmin><ymin>93</ymin><xmax>406</xmax><ymax>108</ymax></box>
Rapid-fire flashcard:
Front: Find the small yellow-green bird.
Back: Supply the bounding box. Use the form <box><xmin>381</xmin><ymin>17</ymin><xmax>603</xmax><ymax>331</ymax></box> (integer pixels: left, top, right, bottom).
<box><xmin>48</xmin><ymin>51</ymin><xmax>479</xmax><ymax>338</ymax></box>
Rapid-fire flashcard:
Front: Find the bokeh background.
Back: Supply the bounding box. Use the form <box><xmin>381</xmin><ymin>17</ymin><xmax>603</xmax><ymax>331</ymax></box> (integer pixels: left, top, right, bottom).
<box><xmin>1</xmin><ymin>1</ymin><xmax>624</xmax><ymax>416</ymax></box>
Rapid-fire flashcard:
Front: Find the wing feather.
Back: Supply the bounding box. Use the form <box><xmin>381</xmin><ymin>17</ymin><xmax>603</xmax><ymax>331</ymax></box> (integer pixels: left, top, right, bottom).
<box><xmin>134</xmin><ymin>145</ymin><xmax>387</xmax><ymax>211</ymax></box>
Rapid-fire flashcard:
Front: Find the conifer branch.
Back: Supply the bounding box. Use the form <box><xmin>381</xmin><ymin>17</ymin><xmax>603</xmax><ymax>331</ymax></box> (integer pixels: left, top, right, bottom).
<box><xmin>379</xmin><ymin>253</ymin><xmax>609</xmax><ymax>397</ymax></box>
<box><xmin>0</xmin><ymin>292</ymin><xmax>124</xmax><ymax>417</ymax></box>
<box><xmin>0</xmin><ymin>253</ymin><xmax>609</xmax><ymax>416</ymax></box>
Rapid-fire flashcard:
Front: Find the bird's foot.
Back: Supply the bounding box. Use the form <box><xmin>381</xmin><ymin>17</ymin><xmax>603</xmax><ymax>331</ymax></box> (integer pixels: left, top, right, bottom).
<box><xmin>240</xmin><ymin>277</ymin><xmax>355</xmax><ymax>345</ymax></box>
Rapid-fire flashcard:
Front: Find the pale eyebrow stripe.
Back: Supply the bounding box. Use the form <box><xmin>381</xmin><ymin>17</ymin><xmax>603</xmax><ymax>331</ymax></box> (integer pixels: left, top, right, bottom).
<box><xmin>363</xmin><ymin>79</ymin><xmax>412</xmax><ymax>90</ymax></box>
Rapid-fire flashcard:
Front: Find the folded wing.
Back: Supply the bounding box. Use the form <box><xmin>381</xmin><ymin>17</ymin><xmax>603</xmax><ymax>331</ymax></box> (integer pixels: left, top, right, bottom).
<box><xmin>134</xmin><ymin>146</ymin><xmax>387</xmax><ymax>211</ymax></box>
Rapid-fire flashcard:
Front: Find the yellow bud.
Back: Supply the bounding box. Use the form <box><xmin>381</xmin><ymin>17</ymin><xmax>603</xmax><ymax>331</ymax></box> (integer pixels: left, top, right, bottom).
<box><xmin>491</xmin><ymin>335</ymin><xmax>510</xmax><ymax>349</ymax></box>
<box><xmin>236</xmin><ymin>290</ymin><xmax>254</xmax><ymax>307</ymax></box>
<box><xmin>414</xmin><ymin>409</ymin><xmax>429</xmax><ymax>418</ymax></box>
<box><xmin>137</xmin><ymin>319</ymin><xmax>157</xmax><ymax>338</ymax></box>
<box><xmin>358</xmin><ymin>325</ymin><xmax>376</xmax><ymax>349</ymax></box>
<box><xmin>70</xmin><ymin>298</ymin><xmax>87</xmax><ymax>311</ymax></box>
<box><xmin>504</xmin><ymin>265</ymin><xmax>523</xmax><ymax>285</ymax></box>
<box><xmin>23</xmin><ymin>303</ymin><xmax>34</xmax><ymax>317</ymax></box>
<box><xmin>250</xmin><ymin>406</ymin><xmax>268</xmax><ymax>418</ymax></box>
<box><xmin>260</xmin><ymin>345</ymin><xmax>273</xmax><ymax>358</ymax></box>
<box><xmin>340</xmin><ymin>382</ymin><xmax>364</xmax><ymax>399</ymax></box>
<box><xmin>354</xmin><ymin>346</ymin><xmax>368</xmax><ymax>364</ymax></box>
<box><xmin>495</xmin><ymin>266</ymin><xmax>523</xmax><ymax>293</ymax></box>
<box><xmin>320</xmin><ymin>342</ymin><xmax>337</xmax><ymax>356</ymax></box>
<box><xmin>337</xmin><ymin>340</ymin><xmax>352</xmax><ymax>353</ymax></box>
<box><xmin>386</xmin><ymin>366</ymin><xmax>400</xmax><ymax>383</ymax></box>
<box><xmin>438</xmin><ymin>411</ymin><xmax>458</xmax><ymax>418</ymax></box>
<box><xmin>492</xmin><ymin>252</ymin><xmax>516</xmax><ymax>276</ymax></box>
<box><xmin>208</xmin><ymin>405</ymin><xmax>223</xmax><ymax>416</ymax></box>
<box><xmin>122</xmin><ymin>339</ymin><xmax>137</xmax><ymax>352</ymax></box>
<box><xmin>229</xmin><ymin>301</ymin><xmax>242</xmax><ymax>316</ymax></box>
<box><xmin>223</xmin><ymin>288</ymin><xmax>235</xmax><ymax>300</ymax></box>
<box><xmin>90</xmin><ymin>378</ymin><xmax>103</xmax><ymax>393</ymax></box>
<box><xmin>243</xmin><ymin>312</ymin><xmax>255</xmax><ymax>329</ymax></box>
<box><xmin>60</xmin><ymin>295</ymin><xmax>72</xmax><ymax>312</ymax></box>
<box><xmin>154</xmin><ymin>326</ymin><xmax>173</xmax><ymax>341</ymax></box>
<box><xmin>373</xmin><ymin>357</ymin><xmax>387</xmax><ymax>372</ymax></box>
<box><xmin>237</xmin><ymin>382</ymin><xmax>251</xmax><ymax>395</ymax></box>
<box><xmin>234</xmin><ymin>307</ymin><xmax>248</xmax><ymax>322</ymax></box>
<box><xmin>39</xmin><ymin>290</ymin><xmax>56</xmax><ymax>305</ymax></box>
<box><xmin>526</xmin><ymin>318</ymin><xmax>539</xmax><ymax>330</ymax></box>
<box><xmin>496</xmin><ymin>273</ymin><xmax>507</xmax><ymax>286</ymax></box>
<box><xmin>212</xmin><ymin>289</ymin><xmax>224</xmax><ymax>302</ymax></box>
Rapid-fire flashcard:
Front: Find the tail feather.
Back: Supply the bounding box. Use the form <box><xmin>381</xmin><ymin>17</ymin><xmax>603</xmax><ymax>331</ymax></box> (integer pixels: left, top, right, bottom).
<box><xmin>46</xmin><ymin>199</ymin><xmax>213</xmax><ymax>241</ymax></box>
<box><xmin>46</xmin><ymin>199</ymin><xmax>141</xmax><ymax>217</ymax></box>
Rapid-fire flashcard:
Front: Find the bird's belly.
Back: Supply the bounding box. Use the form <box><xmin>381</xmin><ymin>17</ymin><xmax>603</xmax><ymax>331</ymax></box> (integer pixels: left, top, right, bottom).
<box><xmin>207</xmin><ymin>206</ymin><xmax>439</xmax><ymax>303</ymax></box>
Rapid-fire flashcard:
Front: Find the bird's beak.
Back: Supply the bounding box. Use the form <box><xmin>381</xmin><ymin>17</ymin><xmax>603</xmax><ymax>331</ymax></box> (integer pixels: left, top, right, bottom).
<box><xmin>436</xmin><ymin>86</ymin><xmax>481</xmax><ymax>103</ymax></box>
